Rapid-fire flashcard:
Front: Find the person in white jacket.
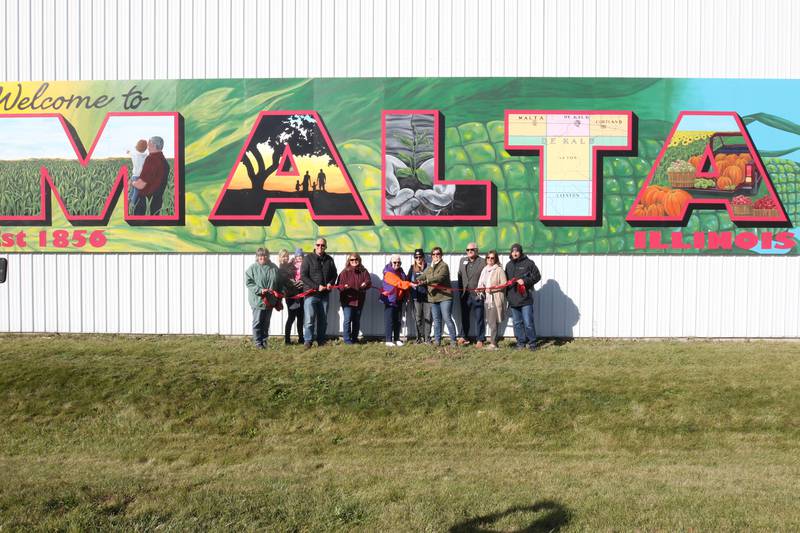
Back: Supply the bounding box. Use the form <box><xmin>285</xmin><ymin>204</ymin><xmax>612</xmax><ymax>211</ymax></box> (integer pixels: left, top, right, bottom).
<box><xmin>127</xmin><ymin>139</ymin><xmax>148</xmax><ymax>210</ymax></box>
<box><xmin>476</xmin><ymin>250</ymin><xmax>508</xmax><ymax>350</ymax></box>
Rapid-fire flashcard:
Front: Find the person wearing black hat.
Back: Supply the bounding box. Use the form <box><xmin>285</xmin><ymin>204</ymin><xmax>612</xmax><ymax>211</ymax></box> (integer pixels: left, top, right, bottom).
<box><xmin>504</xmin><ymin>243</ymin><xmax>541</xmax><ymax>350</ymax></box>
<box><xmin>407</xmin><ymin>248</ymin><xmax>432</xmax><ymax>343</ymax></box>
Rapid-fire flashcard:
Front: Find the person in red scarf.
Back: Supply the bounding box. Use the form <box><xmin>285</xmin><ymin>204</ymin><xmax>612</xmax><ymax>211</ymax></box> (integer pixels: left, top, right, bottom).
<box><xmin>336</xmin><ymin>252</ymin><xmax>372</xmax><ymax>344</ymax></box>
<box><xmin>381</xmin><ymin>255</ymin><xmax>414</xmax><ymax>347</ymax></box>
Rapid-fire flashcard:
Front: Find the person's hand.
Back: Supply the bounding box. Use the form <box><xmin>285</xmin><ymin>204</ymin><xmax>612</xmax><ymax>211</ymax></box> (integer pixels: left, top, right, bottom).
<box><xmin>516</xmin><ymin>278</ymin><xmax>525</xmax><ymax>285</ymax></box>
<box><xmin>326</xmin><ymin>283</ymin><xmax>333</xmax><ymax>291</ymax></box>
<box><xmin>260</xmin><ymin>288</ymin><xmax>268</xmax><ymax>295</ymax></box>
<box><xmin>318</xmin><ymin>285</ymin><xmax>326</xmax><ymax>292</ymax></box>
<box><xmin>360</xmin><ymin>282</ymin><xmax>367</xmax><ymax>288</ymax></box>
<box><xmin>410</xmin><ymin>282</ymin><xmax>418</xmax><ymax>288</ymax></box>
<box><xmin>343</xmin><ymin>284</ymin><xmax>350</xmax><ymax>289</ymax></box>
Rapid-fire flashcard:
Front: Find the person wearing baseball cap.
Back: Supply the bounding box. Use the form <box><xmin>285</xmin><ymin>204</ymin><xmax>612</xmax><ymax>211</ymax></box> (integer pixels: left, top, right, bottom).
<box><xmin>505</xmin><ymin>243</ymin><xmax>541</xmax><ymax>350</ymax></box>
<box><xmin>407</xmin><ymin>248</ymin><xmax>432</xmax><ymax>343</ymax></box>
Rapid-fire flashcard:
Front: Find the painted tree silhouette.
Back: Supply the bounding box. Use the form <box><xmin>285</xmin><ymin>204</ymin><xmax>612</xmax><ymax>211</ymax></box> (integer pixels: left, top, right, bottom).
<box><xmin>241</xmin><ymin>114</ymin><xmax>336</xmax><ymax>190</ymax></box>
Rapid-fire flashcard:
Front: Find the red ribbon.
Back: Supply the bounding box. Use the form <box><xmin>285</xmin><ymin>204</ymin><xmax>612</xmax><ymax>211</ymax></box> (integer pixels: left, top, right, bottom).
<box><xmin>426</xmin><ymin>277</ymin><xmax>519</xmax><ymax>293</ymax></box>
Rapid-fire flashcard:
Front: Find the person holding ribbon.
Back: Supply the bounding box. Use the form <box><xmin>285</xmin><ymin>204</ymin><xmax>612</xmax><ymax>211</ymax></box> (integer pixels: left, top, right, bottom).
<box><xmin>280</xmin><ymin>248</ymin><xmax>306</xmax><ymax>345</ymax></box>
<box><xmin>414</xmin><ymin>247</ymin><xmax>457</xmax><ymax>347</ymax></box>
<box><xmin>476</xmin><ymin>250</ymin><xmax>508</xmax><ymax>350</ymax></box>
<box><xmin>407</xmin><ymin>248</ymin><xmax>431</xmax><ymax>344</ymax></box>
<box><xmin>504</xmin><ymin>243</ymin><xmax>541</xmax><ymax>350</ymax></box>
<box><xmin>457</xmin><ymin>242</ymin><xmax>487</xmax><ymax>347</ymax></box>
<box><xmin>381</xmin><ymin>255</ymin><xmax>414</xmax><ymax>347</ymax></box>
<box><xmin>337</xmin><ymin>252</ymin><xmax>372</xmax><ymax>345</ymax></box>
<box><xmin>301</xmin><ymin>238</ymin><xmax>338</xmax><ymax>349</ymax></box>
<box><xmin>245</xmin><ymin>247</ymin><xmax>282</xmax><ymax>349</ymax></box>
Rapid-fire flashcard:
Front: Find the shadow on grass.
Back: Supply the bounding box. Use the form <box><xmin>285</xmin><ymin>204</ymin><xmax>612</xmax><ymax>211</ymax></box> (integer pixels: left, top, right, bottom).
<box><xmin>535</xmin><ymin>337</ymin><xmax>576</xmax><ymax>349</ymax></box>
<box><xmin>449</xmin><ymin>500</ymin><xmax>571</xmax><ymax>532</ymax></box>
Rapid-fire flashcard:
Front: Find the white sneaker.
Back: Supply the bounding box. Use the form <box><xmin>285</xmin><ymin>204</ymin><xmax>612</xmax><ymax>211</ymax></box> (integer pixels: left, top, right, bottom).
<box><xmin>385</xmin><ymin>341</ymin><xmax>396</xmax><ymax>347</ymax></box>
<box><xmin>395</xmin><ymin>340</ymin><xmax>405</xmax><ymax>347</ymax></box>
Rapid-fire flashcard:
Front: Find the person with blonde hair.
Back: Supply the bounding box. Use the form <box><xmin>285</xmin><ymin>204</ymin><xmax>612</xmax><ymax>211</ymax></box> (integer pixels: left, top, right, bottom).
<box><xmin>476</xmin><ymin>250</ymin><xmax>507</xmax><ymax>350</ymax></box>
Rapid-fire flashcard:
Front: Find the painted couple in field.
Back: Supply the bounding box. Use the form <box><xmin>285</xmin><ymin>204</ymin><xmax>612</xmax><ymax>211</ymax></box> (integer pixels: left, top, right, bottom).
<box><xmin>127</xmin><ymin>136</ymin><xmax>169</xmax><ymax>216</ymax></box>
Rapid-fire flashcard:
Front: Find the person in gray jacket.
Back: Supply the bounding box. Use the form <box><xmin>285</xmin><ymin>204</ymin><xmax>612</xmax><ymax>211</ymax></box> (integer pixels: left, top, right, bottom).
<box><xmin>245</xmin><ymin>247</ymin><xmax>282</xmax><ymax>349</ymax></box>
<box><xmin>457</xmin><ymin>242</ymin><xmax>486</xmax><ymax>347</ymax></box>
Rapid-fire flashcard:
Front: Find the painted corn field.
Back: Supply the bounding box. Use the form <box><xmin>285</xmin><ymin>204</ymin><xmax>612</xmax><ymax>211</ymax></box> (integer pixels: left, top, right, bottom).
<box><xmin>0</xmin><ymin>158</ymin><xmax>175</xmax><ymax>218</ymax></box>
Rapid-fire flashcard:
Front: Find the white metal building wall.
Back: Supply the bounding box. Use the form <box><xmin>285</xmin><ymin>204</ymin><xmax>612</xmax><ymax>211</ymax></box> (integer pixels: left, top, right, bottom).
<box><xmin>1</xmin><ymin>0</ymin><xmax>799</xmax><ymax>338</ymax></box>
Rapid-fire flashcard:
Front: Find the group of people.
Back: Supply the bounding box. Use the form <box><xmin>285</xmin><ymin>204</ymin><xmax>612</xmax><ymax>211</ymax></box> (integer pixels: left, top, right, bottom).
<box><xmin>127</xmin><ymin>136</ymin><xmax>170</xmax><ymax>216</ymax></box>
<box><xmin>245</xmin><ymin>239</ymin><xmax>541</xmax><ymax>350</ymax></box>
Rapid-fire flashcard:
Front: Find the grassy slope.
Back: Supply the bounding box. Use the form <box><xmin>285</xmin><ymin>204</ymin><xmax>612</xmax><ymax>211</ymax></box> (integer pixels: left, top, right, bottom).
<box><xmin>1</xmin><ymin>335</ymin><xmax>799</xmax><ymax>531</ymax></box>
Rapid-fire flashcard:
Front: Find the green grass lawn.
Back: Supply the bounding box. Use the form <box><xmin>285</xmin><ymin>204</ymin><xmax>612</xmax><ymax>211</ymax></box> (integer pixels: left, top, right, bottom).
<box><xmin>1</xmin><ymin>335</ymin><xmax>800</xmax><ymax>531</ymax></box>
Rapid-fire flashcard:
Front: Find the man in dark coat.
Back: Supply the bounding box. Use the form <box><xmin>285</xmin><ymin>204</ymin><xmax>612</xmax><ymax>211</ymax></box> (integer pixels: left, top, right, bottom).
<box><xmin>300</xmin><ymin>237</ymin><xmax>338</xmax><ymax>348</ymax></box>
<box><xmin>457</xmin><ymin>242</ymin><xmax>486</xmax><ymax>346</ymax></box>
<box><xmin>504</xmin><ymin>243</ymin><xmax>541</xmax><ymax>350</ymax></box>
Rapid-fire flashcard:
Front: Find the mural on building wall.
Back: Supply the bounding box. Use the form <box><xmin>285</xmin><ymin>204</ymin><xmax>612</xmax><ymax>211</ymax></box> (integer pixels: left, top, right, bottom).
<box><xmin>1</xmin><ymin>78</ymin><xmax>800</xmax><ymax>254</ymax></box>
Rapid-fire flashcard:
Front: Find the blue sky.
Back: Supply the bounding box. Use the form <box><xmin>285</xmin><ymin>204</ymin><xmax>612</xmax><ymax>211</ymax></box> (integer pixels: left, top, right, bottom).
<box><xmin>681</xmin><ymin>79</ymin><xmax>800</xmax><ymax>162</ymax></box>
<box><xmin>0</xmin><ymin>115</ymin><xmax>175</xmax><ymax>160</ymax></box>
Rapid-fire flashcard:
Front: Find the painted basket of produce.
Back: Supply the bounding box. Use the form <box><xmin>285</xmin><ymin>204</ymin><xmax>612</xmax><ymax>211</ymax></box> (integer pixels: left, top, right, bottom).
<box><xmin>667</xmin><ymin>160</ymin><xmax>697</xmax><ymax>188</ymax></box>
<box><xmin>753</xmin><ymin>208</ymin><xmax>780</xmax><ymax>218</ymax></box>
<box><xmin>753</xmin><ymin>196</ymin><xmax>779</xmax><ymax>218</ymax></box>
<box><xmin>732</xmin><ymin>195</ymin><xmax>753</xmax><ymax>216</ymax></box>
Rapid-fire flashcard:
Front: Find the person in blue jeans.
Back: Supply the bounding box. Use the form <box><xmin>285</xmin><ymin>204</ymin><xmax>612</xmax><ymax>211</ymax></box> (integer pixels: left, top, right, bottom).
<box><xmin>300</xmin><ymin>238</ymin><xmax>338</xmax><ymax>348</ymax></box>
<box><xmin>414</xmin><ymin>247</ymin><xmax>457</xmax><ymax>347</ymax></box>
<box><xmin>504</xmin><ymin>243</ymin><xmax>541</xmax><ymax>350</ymax></box>
<box><xmin>337</xmin><ymin>252</ymin><xmax>371</xmax><ymax>344</ymax></box>
<box><xmin>244</xmin><ymin>247</ymin><xmax>282</xmax><ymax>349</ymax></box>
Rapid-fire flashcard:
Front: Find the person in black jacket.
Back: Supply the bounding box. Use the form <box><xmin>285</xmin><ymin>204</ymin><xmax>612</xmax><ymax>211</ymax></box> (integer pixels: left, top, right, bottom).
<box><xmin>300</xmin><ymin>238</ymin><xmax>338</xmax><ymax>348</ymax></box>
<box><xmin>504</xmin><ymin>243</ymin><xmax>541</xmax><ymax>350</ymax></box>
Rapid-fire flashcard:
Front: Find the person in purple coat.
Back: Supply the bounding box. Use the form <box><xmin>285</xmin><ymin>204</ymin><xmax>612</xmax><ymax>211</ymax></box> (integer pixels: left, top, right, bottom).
<box><xmin>381</xmin><ymin>255</ymin><xmax>414</xmax><ymax>347</ymax></box>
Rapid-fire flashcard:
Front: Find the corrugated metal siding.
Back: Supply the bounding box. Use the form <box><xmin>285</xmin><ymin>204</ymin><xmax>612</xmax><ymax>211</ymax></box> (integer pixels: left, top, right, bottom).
<box><xmin>1</xmin><ymin>0</ymin><xmax>799</xmax><ymax>337</ymax></box>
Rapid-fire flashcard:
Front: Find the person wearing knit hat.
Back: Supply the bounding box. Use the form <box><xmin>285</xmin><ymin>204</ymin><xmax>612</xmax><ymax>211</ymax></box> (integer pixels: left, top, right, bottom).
<box><xmin>505</xmin><ymin>243</ymin><xmax>541</xmax><ymax>350</ymax></box>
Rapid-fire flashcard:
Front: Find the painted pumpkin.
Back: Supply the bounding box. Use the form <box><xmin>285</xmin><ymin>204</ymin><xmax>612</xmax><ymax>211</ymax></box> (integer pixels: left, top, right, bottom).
<box><xmin>664</xmin><ymin>189</ymin><xmax>692</xmax><ymax>216</ymax></box>
<box><xmin>643</xmin><ymin>185</ymin><xmax>668</xmax><ymax>206</ymax></box>
<box><xmin>645</xmin><ymin>203</ymin><xmax>666</xmax><ymax>216</ymax></box>
<box><xmin>724</xmin><ymin>165</ymin><xmax>744</xmax><ymax>185</ymax></box>
<box><xmin>634</xmin><ymin>203</ymin><xmax>647</xmax><ymax>217</ymax></box>
<box><xmin>717</xmin><ymin>176</ymin><xmax>734</xmax><ymax>189</ymax></box>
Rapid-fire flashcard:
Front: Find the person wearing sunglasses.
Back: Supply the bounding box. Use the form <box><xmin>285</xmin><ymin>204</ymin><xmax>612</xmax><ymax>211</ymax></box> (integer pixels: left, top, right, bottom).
<box><xmin>381</xmin><ymin>255</ymin><xmax>414</xmax><ymax>347</ymax></box>
<box><xmin>476</xmin><ymin>250</ymin><xmax>508</xmax><ymax>350</ymax></box>
<box><xmin>414</xmin><ymin>247</ymin><xmax>457</xmax><ymax>347</ymax></box>
<box><xmin>505</xmin><ymin>243</ymin><xmax>541</xmax><ymax>350</ymax></box>
<box><xmin>407</xmin><ymin>248</ymin><xmax>432</xmax><ymax>344</ymax></box>
<box><xmin>300</xmin><ymin>238</ymin><xmax>338</xmax><ymax>349</ymax></box>
<box><xmin>457</xmin><ymin>242</ymin><xmax>487</xmax><ymax>347</ymax></box>
<box><xmin>336</xmin><ymin>253</ymin><xmax>372</xmax><ymax>345</ymax></box>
